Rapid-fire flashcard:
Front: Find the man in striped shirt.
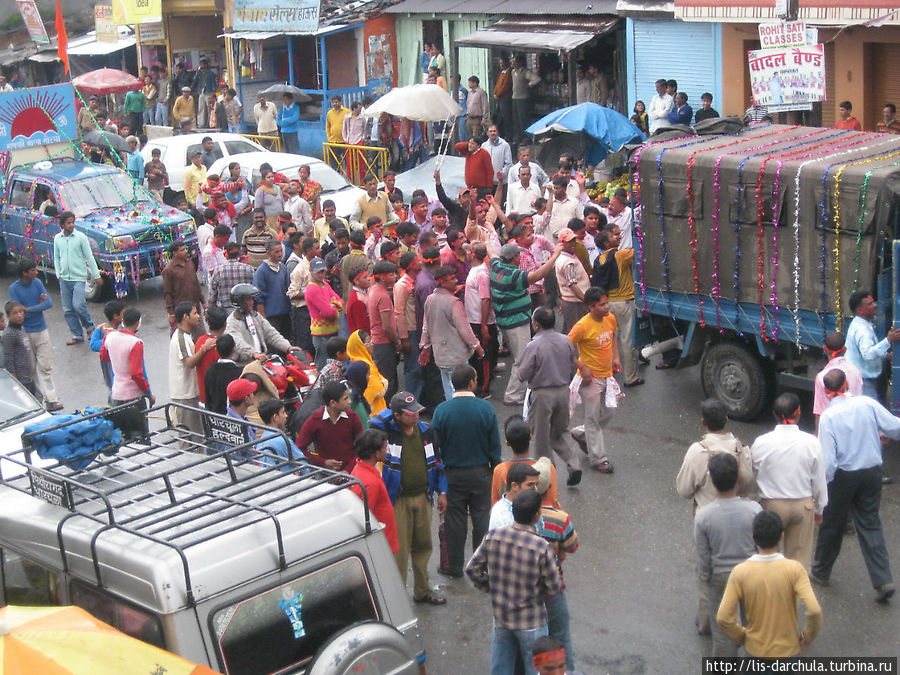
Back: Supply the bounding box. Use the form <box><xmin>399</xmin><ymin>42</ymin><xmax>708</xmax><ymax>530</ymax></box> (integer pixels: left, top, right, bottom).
<box><xmin>489</xmin><ymin>242</ymin><xmax>561</xmax><ymax>406</ymax></box>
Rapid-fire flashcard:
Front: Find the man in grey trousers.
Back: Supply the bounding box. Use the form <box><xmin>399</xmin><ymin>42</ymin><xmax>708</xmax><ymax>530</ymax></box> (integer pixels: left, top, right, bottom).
<box><xmin>517</xmin><ymin>306</ymin><xmax>582</xmax><ymax>487</ymax></box>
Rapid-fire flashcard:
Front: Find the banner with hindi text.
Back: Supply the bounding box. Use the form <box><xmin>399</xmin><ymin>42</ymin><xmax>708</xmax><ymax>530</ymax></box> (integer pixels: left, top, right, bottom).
<box><xmin>233</xmin><ymin>0</ymin><xmax>321</xmax><ymax>33</ymax></box>
<box><xmin>748</xmin><ymin>44</ymin><xmax>825</xmax><ymax>108</ymax></box>
<box><xmin>0</xmin><ymin>84</ymin><xmax>77</xmax><ymax>152</ymax></box>
<box><xmin>16</xmin><ymin>0</ymin><xmax>49</xmax><ymax>44</ymax></box>
<box><xmin>112</xmin><ymin>0</ymin><xmax>162</xmax><ymax>25</ymax></box>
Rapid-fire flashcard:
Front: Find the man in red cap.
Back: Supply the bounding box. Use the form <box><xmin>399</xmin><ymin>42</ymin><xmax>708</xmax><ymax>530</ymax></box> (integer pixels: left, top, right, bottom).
<box><xmin>226</xmin><ymin>377</ymin><xmax>258</xmax><ymax>422</ymax></box>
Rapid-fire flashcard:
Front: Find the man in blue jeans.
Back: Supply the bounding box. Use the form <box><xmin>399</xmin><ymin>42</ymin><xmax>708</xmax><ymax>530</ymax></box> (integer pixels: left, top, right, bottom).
<box><xmin>466</xmin><ymin>489</ymin><xmax>561</xmax><ymax>675</ymax></box>
<box><xmin>52</xmin><ymin>211</ymin><xmax>101</xmax><ymax>344</ymax></box>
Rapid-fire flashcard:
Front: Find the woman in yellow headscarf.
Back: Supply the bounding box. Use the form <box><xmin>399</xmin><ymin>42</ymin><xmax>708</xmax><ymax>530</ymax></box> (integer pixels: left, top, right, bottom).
<box><xmin>346</xmin><ymin>330</ymin><xmax>387</xmax><ymax>414</ymax></box>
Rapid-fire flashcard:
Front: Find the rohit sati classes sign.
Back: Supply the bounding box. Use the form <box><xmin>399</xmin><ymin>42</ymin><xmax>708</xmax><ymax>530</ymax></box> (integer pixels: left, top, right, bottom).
<box><xmin>233</xmin><ymin>0</ymin><xmax>321</xmax><ymax>33</ymax></box>
<box><xmin>758</xmin><ymin>21</ymin><xmax>818</xmax><ymax>49</ymax></box>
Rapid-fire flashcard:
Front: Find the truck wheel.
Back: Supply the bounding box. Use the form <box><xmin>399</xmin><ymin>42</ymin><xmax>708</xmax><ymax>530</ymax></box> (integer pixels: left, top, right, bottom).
<box><xmin>84</xmin><ymin>275</ymin><xmax>110</xmax><ymax>303</ymax></box>
<box><xmin>701</xmin><ymin>342</ymin><xmax>770</xmax><ymax>421</ymax></box>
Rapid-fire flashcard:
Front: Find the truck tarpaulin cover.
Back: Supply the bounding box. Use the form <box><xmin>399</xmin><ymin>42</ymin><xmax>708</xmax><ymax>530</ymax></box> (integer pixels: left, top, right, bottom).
<box><xmin>633</xmin><ymin>123</ymin><xmax>900</xmax><ymax>317</ymax></box>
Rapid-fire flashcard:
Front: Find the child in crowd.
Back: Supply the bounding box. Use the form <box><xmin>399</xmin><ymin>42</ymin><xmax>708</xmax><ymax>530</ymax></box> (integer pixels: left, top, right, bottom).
<box><xmin>2</xmin><ymin>301</ymin><xmax>35</xmax><ymax>394</ymax></box>
<box><xmin>90</xmin><ymin>300</ymin><xmax>126</xmax><ymax>399</ymax></box>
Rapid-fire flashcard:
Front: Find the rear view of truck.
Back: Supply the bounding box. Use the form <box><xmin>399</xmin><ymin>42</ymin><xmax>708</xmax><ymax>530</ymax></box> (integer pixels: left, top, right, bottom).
<box><xmin>631</xmin><ymin>121</ymin><xmax>900</xmax><ymax>418</ymax></box>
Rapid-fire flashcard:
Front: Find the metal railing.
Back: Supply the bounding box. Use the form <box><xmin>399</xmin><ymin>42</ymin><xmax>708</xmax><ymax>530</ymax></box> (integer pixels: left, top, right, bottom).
<box><xmin>243</xmin><ymin>133</ymin><xmax>282</xmax><ymax>152</ymax></box>
<box><xmin>322</xmin><ymin>142</ymin><xmax>389</xmax><ymax>185</ymax></box>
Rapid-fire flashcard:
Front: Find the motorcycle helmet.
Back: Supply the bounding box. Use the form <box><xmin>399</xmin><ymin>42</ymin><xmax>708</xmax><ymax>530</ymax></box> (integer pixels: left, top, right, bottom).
<box><xmin>231</xmin><ymin>283</ymin><xmax>260</xmax><ymax>308</ymax></box>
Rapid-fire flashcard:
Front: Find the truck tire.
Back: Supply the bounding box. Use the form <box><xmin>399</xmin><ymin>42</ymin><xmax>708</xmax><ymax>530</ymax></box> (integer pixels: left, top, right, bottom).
<box><xmin>84</xmin><ymin>275</ymin><xmax>110</xmax><ymax>303</ymax></box>
<box><xmin>701</xmin><ymin>342</ymin><xmax>771</xmax><ymax>421</ymax></box>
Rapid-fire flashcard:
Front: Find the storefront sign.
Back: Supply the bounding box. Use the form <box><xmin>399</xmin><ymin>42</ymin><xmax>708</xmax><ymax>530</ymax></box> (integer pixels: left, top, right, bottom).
<box><xmin>758</xmin><ymin>21</ymin><xmax>805</xmax><ymax>48</ymax></box>
<box><xmin>233</xmin><ymin>0</ymin><xmax>321</xmax><ymax>33</ymax></box>
<box><xmin>95</xmin><ymin>4</ymin><xmax>117</xmax><ymax>43</ymax></box>
<box><xmin>112</xmin><ymin>0</ymin><xmax>162</xmax><ymax>25</ymax></box>
<box><xmin>0</xmin><ymin>84</ymin><xmax>77</xmax><ymax>152</ymax></box>
<box><xmin>138</xmin><ymin>21</ymin><xmax>165</xmax><ymax>43</ymax></box>
<box><xmin>748</xmin><ymin>44</ymin><xmax>826</xmax><ymax>107</ymax></box>
<box><xmin>16</xmin><ymin>0</ymin><xmax>49</xmax><ymax>44</ymax></box>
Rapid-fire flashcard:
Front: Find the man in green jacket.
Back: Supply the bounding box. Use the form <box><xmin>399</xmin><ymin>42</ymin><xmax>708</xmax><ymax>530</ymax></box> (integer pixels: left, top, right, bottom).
<box><xmin>52</xmin><ymin>211</ymin><xmax>102</xmax><ymax>344</ymax></box>
<box><xmin>123</xmin><ymin>86</ymin><xmax>147</xmax><ymax>136</ymax></box>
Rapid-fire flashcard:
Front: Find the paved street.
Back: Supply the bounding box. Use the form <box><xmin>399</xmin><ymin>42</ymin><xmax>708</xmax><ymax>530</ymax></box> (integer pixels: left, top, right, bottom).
<box><xmin>7</xmin><ymin>274</ymin><xmax>899</xmax><ymax>674</ymax></box>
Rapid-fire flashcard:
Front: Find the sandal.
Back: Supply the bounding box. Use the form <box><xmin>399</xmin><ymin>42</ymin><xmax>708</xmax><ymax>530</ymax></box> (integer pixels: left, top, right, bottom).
<box><xmin>414</xmin><ymin>591</ymin><xmax>447</xmax><ymax>605</ymax></box>
<box><xmin>655</xmin><ymin>362</ymin><xmax>674</xmax><ymax>370</ymax></box>
<box><xmin>66</xmin><ymin>337</ymin><xmax>84</xmax><ymax>346</ymax></box>
<box><xmin>623</xmin><ymin>378</ymin><xmax>644</xmax><ymax>387</ymax></box>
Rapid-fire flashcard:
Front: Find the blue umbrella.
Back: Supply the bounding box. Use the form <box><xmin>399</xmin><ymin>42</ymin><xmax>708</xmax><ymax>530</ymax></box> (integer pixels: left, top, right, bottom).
<box><xmin>526</xmin><ymin>102</ymin><xmax>646</xmax><ymax>164</ymax></box>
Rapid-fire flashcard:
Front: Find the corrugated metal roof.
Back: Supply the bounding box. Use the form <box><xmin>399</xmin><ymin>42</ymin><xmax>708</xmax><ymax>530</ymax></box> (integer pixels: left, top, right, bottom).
<box><xmin>454</xmin><ymin>16</ymin><xmax>618</xmax><ymax>51</ymax></box>
<box><xmin>387</xmin><ymin>0</ymin><xmax>617</xmax><ymax>15</ymax></box>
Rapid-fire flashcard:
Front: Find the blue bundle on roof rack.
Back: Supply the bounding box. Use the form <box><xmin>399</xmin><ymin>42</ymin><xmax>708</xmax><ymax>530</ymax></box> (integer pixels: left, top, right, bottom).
<box><xmin>24</xmin><ymin>406</ymin><xmax>123</xmax><ymax>470</ymax></box>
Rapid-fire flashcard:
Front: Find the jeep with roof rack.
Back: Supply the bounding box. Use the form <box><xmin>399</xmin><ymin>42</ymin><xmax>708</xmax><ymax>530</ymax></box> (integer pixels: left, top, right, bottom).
<box><xmin>0</xmin><ymin>402</ymin><xmax>426</xmax><ymax>674</ymax></box>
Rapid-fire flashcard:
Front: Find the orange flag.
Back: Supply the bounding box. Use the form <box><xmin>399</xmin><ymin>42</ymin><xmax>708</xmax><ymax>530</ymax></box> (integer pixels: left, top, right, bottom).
<box><xmin>55</xmin><ymin>0</ymin><xmax>68</xmax><ymax>75</ymax></box>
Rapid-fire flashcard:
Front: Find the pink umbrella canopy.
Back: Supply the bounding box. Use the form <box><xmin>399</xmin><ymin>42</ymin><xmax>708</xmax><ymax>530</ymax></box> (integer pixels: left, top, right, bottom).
<box><xmin>72</xmin><ymin>68</ymin><xmax>143</xmax><ymax>95</ymax></box>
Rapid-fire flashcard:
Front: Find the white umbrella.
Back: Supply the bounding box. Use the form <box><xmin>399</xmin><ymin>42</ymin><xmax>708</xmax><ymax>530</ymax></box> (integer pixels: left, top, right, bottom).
<box><xmin>362</xmin><ymin>84</ymin><xmax>462</xmax><ymax>122</ymax></box>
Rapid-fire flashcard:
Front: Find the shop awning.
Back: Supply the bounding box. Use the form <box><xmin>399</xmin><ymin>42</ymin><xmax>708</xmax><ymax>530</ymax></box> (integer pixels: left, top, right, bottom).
<box><xmin>674</xmin><ymin>0</ymin><xmax>900</xmax><ymax>24</ymax></box>
<box><xmin>220</xmin><ymin>24</ymin><xmax>355</xmax><ymax>40</ymax></box>
<box><xmin>388</xmin><ymin>0</ymin><xmax>617</xmax><ymax>14</ymax></box>
<box><xmin>28</xmin><ymin>52</ymin><xmax>61</xmax><ymax>63</ymax></box>
<box><xmin>454</xmin><ymin>16</ymin><xmax>619</xmax><ymax>52</ymax></box>
<box><xmin>66</xmin><ymin>29</ymin><xmax>136</xmax><ymax>56</ymax></box>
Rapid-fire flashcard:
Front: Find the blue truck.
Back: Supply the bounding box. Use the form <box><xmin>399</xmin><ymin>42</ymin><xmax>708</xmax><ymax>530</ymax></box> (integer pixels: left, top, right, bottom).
<box><xmin>631</xmin><ymin>122</ymin><xmax>900</xmax><ymax>419</ymax></box>
<box><xmin>0</xmin><ymin>158</ymin><xmax>196</xmax><ymax>300</ymax></box>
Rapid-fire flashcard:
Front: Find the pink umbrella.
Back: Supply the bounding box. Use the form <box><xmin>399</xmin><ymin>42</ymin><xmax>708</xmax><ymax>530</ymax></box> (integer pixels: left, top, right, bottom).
<box><xmin>72</xmin><ymin>68</ymin><xmax>143</xmax><ymax>95</ymax></box>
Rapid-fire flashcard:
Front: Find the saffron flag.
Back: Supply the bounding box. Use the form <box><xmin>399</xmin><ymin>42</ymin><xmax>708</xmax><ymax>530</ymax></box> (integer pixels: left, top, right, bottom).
<box><xmin>55</xmin><ymin>0</ymin><xmax>68</xmax><ymax>75</ymax></box>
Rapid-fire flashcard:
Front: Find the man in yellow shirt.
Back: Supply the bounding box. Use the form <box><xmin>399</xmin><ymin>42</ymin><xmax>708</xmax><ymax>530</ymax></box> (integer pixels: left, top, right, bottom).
<box><xmin>568</xmin><ymin>286</ymin><xmax>620</xmax><ymax>473</ymax></box>
<box><xmin>718</xmin><ymin>510</ymin><xmax>823</xmax><ymax>658</ymax></box>
<box><xmin>172</xmin><ymin>86</ymin><xmax>195</xmax><ymax>130</ymax></box>
<box><xmin>326</xmin><ymin>95</ymin><xmax>350</xmax><ymax>144</ymax></box>
<box><xmin>183</xmin><ymin>150</ymin><xmax>207</xmax><ymax>208</ymax></box>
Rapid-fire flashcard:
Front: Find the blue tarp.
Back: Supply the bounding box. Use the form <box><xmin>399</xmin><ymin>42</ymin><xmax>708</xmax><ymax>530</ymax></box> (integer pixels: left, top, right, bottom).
<box><xmin>25</xmin><ymin>407</ymin><xmax>122</xmax><ymax>470</ymax></box>
<box><xmin>526</xmin><ymin>103</ymin><xmax>646</xmax><ymax>164</ymax></box>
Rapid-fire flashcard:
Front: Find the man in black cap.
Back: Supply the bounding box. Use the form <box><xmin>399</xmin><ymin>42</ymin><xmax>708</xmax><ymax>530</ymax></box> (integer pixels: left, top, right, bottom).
<box><xmin>370</xmin><ymin>391</ymin><xmax>448</xmax><ymax>605</ymax></box>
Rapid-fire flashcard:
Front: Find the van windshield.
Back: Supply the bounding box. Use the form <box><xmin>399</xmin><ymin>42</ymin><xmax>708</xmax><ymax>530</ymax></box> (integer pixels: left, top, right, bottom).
<box><xmin>212</xmin><ymin>557</ymin><xmax>377</xmax><ymax>674</ymax></box>
<box><xmin>57</xmin><ymin>173</ymin><xmax>140</xmax><ymax>217</ymax></box>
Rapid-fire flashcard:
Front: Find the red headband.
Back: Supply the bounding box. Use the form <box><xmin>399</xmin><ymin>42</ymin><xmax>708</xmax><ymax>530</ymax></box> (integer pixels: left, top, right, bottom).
<box><xmin>532</xmin><ymin>649</ymin><xmax>566</xmax><ymax>668</ymax></box>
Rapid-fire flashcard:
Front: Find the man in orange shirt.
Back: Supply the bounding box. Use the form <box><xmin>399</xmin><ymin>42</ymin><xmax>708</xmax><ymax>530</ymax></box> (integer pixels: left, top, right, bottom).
<box><xmin>350</xmin><ymin>428</ymin><xmax>399</xmax><ymax>553</ymax></box>
<box><xmin>834</xmin><ymin>101</ymin><xmax>862</xmax><ymax>131</ymax></box>
<box><xmin>568</xmin><ymin>286</ymin><xmax>620</xmax><ymax>474</ymax></box>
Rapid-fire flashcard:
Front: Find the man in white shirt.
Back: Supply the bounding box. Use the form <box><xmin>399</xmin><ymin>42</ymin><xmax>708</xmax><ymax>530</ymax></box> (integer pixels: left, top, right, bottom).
<box><xmin>506</xmin><ymin>165</ymin><xmax>542</xmax><ymax>216</ymax></box>
<box><xmin>504</xmin><ymin>145</ymin><xmax>548</xmax><ymax>191</ymax></box>
<box><xmin>254</xmin><ymin>93</ymin><xmax>278</xmax><ymax>135</ymax></box>
<box><xmin>488</xmin><ymin>462</ymin><xmax>540</xmax><ymax>530</ymax></box>
<box><xmin>202</xmin><ymin>225</ymin><xmax>230</xmax><ymax>286</ymax></box>
<box><xmin>648</xmin><ymin>78</ymin><xmax>674</xmax><ymax>134</ymax></box>
<box><xmin>284</xmin><ymin>180</ymin><xmax>313</xmax><ymax>235</ymax></box>
<box><xmin>481</xmin><ymin>124</ymin><xmax>512</xmax><ymax>183</ymax></box>
<box><xmin>169</xmin><ymin>302</ymin><xmax>216</xmax><ymax>435</ymax></box>
<box><xmin>540</xmin><ymin>177</ymin><xmax>583</xmax><ymax>243</ymax></box>
<box><xmin>606</xmin><ymin>195</ymin><xmax>634</xmax><ymax>250</ymax></box>
<box><xmin>647</xmin><ymin>80</ymin><xmax>675</xmax><ymax>134</ymax></box>
<box><xmin>751</xmin><ymin>393</ymin><xmax>828</xmax><ymax>572</ymax></box>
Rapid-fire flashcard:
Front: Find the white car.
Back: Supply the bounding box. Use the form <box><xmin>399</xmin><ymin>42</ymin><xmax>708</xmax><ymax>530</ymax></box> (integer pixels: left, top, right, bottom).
<box><xmin>207</xmin><ymin>151</ymin><xmax>366</xmax><ymax>221</ymax></box>
<box><xmin>0</xmin><ymin>368</ymin><xmax>54</xmax><ymax>479</ymax></box>
<box><xmin>140</xmin><ymin>133</ymin><xmax>267</xmax><ymax>193</ymax></box>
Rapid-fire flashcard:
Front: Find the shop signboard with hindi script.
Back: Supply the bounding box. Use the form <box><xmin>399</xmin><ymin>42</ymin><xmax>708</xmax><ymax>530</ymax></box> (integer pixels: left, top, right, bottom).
<box><xmin>16</xmin><ymin>0</ymin><xmax>49</xmax><ymax>44</ymax></box>
<box><xmin>233</xmin><ymin>0</ymin><xmax>321</xmax><ymax>33</ymax></box>
<box><xmin>112</xmin><ymin>0</ymin><xmax>162</xmax><ymax>25</ymax></box>
<box><xmin>138</xmin><ymin>22</ymin><xmax>165</xmax><ymax>43</ymax></box>
<box><xmin>748</xmin><ymin>44</ymin><xmax>825</xmax><ymax>109</ymax></box>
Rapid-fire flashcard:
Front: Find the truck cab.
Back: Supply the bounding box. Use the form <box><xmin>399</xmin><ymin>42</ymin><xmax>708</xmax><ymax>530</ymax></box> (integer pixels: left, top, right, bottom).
<box><xmin>0</xmin><ymin>403</ymin><xmax>425</xmax><ymax>674</ymax></box>
<box><xmin>0</xmin><ymin>159</ymin><xmax>196</xmax><ymax>300</ymax></box>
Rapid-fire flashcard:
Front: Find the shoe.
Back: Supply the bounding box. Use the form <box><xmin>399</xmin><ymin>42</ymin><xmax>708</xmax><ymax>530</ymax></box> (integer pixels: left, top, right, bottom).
<box><xmin>809</xmin><ymin>573</ymin><xmax>830</xmax><ymax>588</ymax></box>
<box><xmin>623</xmin><ymin>378</ymin><xmax>644</xmax><ymax>387</ymax></box>
<box><xmin>502</xmin><ymin>399</ymin><xmax>524</xmax><ymax>407</ymax></box>
<box><xmin>593</xmin><ymin>460</ymin><xmax>614</xmax><ymax>474</ymax></box>
<box><xmin>875</xmin><ymin>583</ymin><xmax>895</xmax><ymax>603</ymax></box>
<box><xmin>45</xmin><ymin>402</ymin><xmax>64</xmax><ymax>412</ymax></box>
<box><xmin>495</xmin><ymin>361</ymin><xmax>507</xmax><ymax>371</ymax></box>
<box><xmin>566</xmin><ymin>470</ymin><xmax>582</xmax><ymax>487</ymax></box>
<box><xmin>414</xmin><ymin>590</ymin><xmax>447</xmax><ymax>605</ymax></box>
<box><xmin>437</xmin><ymin>567</ymin><xmax>463</xmax><ymax>579</ymax></box>
<box><xmin>66</xmin><ymin>337</ymin><xmax>84</xmax><ymax>346</ymax></box>
<box><xmin>477</xmin><ymin>392</ymin><xmax>492</xmax><ymax>400</ymax></box>
<box><xmin>882</xmin><ymin>475</ymin><xmax>894</xmax><ymax>485</ymax></box>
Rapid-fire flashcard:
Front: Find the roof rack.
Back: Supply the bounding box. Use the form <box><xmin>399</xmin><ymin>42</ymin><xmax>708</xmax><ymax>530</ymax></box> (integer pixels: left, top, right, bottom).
<box><xmin>1</xmin><ymin>401</ymin><xmax>371</xmax><ymax>606</ymax></box>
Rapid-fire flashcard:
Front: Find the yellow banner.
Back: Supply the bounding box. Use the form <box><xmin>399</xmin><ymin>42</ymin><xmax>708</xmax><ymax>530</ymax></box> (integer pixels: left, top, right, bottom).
<box><xmin>112</xmin><ymin>0</ymin><xmax>162</xmax><ymax>25</ymax></box>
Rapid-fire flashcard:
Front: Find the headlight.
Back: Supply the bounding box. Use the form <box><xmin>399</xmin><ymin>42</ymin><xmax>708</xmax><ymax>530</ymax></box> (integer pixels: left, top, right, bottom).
<box><xmin>105</xmin><ymin>235</ymin><xmax>135</xmax><ymax>253</ymax></box>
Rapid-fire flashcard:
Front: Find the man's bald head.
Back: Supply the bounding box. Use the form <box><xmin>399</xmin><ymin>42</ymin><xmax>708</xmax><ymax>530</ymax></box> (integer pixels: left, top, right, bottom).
<box><xmin>824</xmin><ymin>332</ymin><xmax>846</xmax><ymax>353</ymax></box>
<box><xmin>823</xmin><ymin>368</ymin><xmax>847</xmax><ymax>393</ymax></box>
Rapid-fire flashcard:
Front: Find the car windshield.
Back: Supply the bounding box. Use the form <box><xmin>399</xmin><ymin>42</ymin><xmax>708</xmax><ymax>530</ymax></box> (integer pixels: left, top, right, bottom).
<box><xmin>57</xmin><ymin>173</ymin><xmax>140</xmax><ymax>218</ymax></box>
<box><xmin>0</xmin><ymin>370</ymin><xmax>44</xmax><ymax>430</ymax></box>
<box><xmin>307</xmin><ymin>164</ymin><xmax>353</xmax><ymax>192</ymax></box>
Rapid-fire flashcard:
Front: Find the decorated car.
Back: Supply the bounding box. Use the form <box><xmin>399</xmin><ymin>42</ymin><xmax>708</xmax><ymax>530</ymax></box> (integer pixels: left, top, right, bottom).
<box><xmin>0</xmin><ymin>158</ymin><xmax>196</xmax><ymax>300</ymax></box>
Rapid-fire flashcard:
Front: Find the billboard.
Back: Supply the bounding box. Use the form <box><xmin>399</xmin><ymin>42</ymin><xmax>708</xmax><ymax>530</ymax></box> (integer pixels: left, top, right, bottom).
<box><xmin>112</xmin><ymin>0</ymin><xmax>162</xmax><ymax>25</ymax></box>
<box><xmin>748</xmin><ymin>45</ymin><xmax>826</xmax><ymax>108</ymax></box>
<box><xmin>233</xmin><ymin>0</ymin><xmax>321</xmax><ymax>33</ymax></box>
<box><xmin>16</xmin><ymin>0</ymin><xmax>49</xmax><ymax>44</ymax></box>
<box><xmin>0</xmin><ymin>84</ymin><xmax>77</xmax><ymax>152</ymax></box>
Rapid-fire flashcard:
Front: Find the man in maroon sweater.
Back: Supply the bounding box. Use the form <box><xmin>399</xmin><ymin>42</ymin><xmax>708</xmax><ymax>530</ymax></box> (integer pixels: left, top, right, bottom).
<box><xmin>454</xmin><ymin>137</ymin><xmax>494</xmax><ymax>192</ymax></box>
<box><xmin>296</xmin><ymin>380</ymin><xmax>363</xmax><ymax>472</ymax></box>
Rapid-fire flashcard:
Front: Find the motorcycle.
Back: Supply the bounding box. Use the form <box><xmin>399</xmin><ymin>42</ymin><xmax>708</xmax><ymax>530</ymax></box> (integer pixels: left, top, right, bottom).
<box><xmin>262</xmin><ymin>349</ymin><xmax>316</xmax><ymax>412</ymax></box>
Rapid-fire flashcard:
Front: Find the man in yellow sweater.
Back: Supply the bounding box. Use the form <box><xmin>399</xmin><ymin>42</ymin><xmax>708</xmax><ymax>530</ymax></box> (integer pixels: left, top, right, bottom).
<box><xmin>326</xmin><ymin>95</ymin><xmax>350</xmax><ymax>144</ymax></box>
<box><xmin>717</xmin><ymin>510</ymin><xmax>823</xmax><ymax>658</ymax></box>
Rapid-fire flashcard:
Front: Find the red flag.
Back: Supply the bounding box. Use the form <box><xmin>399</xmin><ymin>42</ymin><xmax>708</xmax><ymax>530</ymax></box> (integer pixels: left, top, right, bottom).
<box><xmin>55</xmin><ymin>0</ymin><xmax>68</xmax><ymax>75</ymax></box>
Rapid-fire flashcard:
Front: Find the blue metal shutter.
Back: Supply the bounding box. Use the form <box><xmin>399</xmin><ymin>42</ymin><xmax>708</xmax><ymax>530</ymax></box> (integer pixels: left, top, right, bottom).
<box><xmin>628</xmin><ymin>20</ymin><xmax>721</xmax><ymax>118</ymax></box>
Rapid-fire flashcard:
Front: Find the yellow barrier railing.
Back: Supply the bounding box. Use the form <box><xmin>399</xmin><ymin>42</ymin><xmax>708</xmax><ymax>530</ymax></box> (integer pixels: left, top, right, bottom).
<box><xmin>244</xmin><ymin>134</ymin><xmax>282</xmax><ymax>152</ymax></box>
<box><xmin>322</xmin><ymin>142</ymin><xmax>389</xmax><ymax>186</ymax></box>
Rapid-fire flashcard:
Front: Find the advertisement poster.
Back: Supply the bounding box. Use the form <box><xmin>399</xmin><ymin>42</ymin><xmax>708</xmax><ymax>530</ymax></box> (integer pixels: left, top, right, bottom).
<box><xmin>95</xmin><ymin>4</ymin><xmax>117</xmax><ymax>43</ymax></box>
<box><xmin>112</xmin><ymin>0</ymin><xmax>162</xmax><ymax>25</ymax></box>
<box><xmin>748</xmin><ymin>44</ymin><xmax>826</xmax><ymax>107</ymax></box>
<box><xmin>0</xmin><ymin>84</ymin><xmax>77</xmax><ymax>152</ymax></box>
<box><xmin>233</xmin><ymin>0</ymin><xmax>321</xmax><ymax>33</ymax></box>
<box><xmin>16</xmin><ymin>0</ymin><xmax>49</xmax><ymax>44</ymax></box>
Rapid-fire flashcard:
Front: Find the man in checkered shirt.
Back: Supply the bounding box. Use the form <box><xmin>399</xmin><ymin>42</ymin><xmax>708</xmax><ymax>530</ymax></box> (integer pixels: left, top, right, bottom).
<box><xmin>466</xmin><ymin>489</ymin><xmax>562</xmax><ymax>675</ymax></box>
<box><xmin>209</xmin><ymin>242</ymin><xmax>255</xmax><ymax>309</ymax></box>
